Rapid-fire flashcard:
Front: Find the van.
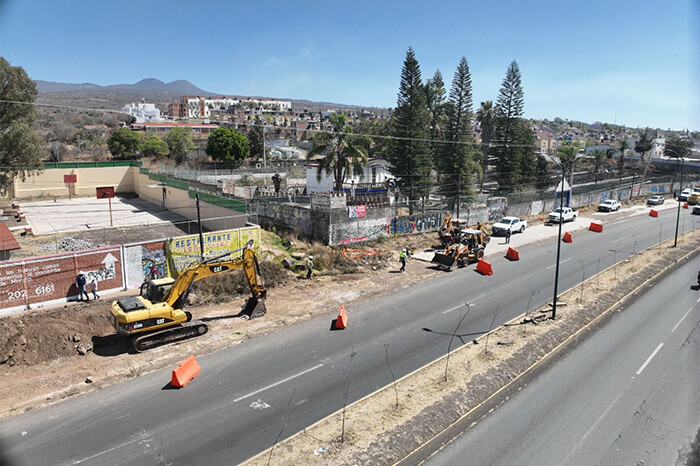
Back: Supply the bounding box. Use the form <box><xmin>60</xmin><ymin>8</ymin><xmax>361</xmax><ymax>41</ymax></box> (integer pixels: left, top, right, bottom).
<box><xmin>687</xmin><ymin>188</ymin><xmax>700</xmax><ymax>205</ymax></box>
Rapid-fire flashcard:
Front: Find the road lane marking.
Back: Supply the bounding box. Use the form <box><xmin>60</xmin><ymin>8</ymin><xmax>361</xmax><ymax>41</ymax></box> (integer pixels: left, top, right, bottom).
<box><xmin>233</xmin><ymin>364</ymin><xmax>324</xmax><ymax>402</ymax></box>
<box><xmin>442</xmin><ymin>295</ymin><xmax>483</xmax><ymax>314</ymax></box>
<box><xmin>609</xmin><ymin>237</ymin><xmax>628</xmax><ymax>244</ymax></box>
<box><xmin>672</xmin><ymin>308</ymin><xmax>694</xmax><ymax>333</ymax></box>
<box><xmin>546</xmin><ymin>257</ymin><xmax>571</xmax><ymax>270</ymax></box>
<box><xmin>636</xmin><ymin>343</ymin><xmax>664</xmax><ymax>375</ymax></box>
<box><xmin>71</xmin><ymin>435</ymin><xmax>149</xmax><ymax>464</ymax></box>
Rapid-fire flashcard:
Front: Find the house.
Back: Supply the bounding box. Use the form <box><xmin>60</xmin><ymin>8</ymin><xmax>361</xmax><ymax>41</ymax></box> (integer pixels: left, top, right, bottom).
<box><xmin>306</xmin><ymin>158</ymin><xmax>393</xmax><ymax>194</ymax></box>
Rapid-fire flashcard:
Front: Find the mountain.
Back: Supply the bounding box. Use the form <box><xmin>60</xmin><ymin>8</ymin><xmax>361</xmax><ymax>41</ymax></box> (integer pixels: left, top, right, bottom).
<box><xmin>35</xmin><ymin>78</ymin><xmax>212</xmax><ymax>96</ymax></box>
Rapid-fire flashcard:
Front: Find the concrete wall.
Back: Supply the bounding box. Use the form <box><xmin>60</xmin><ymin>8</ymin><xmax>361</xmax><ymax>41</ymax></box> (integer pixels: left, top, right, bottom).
<box><xmin>11</xmin><ymin>165</ymin><xmax>135</xmax><ymax>199</ymax></box>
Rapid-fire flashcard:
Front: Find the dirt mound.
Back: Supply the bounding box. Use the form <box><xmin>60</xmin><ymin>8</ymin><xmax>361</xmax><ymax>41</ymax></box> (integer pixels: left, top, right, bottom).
<box><xmin>0</xmin><ymin>302</ymin><xmax>113</xmax><ymax>366</ymax></box>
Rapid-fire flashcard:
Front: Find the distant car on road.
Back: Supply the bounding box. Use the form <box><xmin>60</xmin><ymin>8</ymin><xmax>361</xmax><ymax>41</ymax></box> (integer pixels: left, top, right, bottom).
<box><xmin>692</xmin><ymin>205</ymin><xmax>700</xmax><ymax>215</ymax></box>
<box><xmin>598</xmin><ymin>199</ymin><xmax>621</xmax><ymax>212</ymax></box>
<box><xmin>678</xmin><ymin>188</ymin><xmax>692</xmax><ymax>201</ymax></box>
<box><xmin>646</xmin><ymin>195</ymin><xmax>665</xmax><ymax>206</ymax></box>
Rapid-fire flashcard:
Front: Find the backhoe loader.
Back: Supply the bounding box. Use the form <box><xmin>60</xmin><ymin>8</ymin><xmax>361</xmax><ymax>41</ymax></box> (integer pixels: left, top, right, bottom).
<box><xmin>431</xmin><ymin>228</ymin><xmax>488</xmax><ymax>270</ymax></box>
<box><xmin>109</xmin><ymin>240</ymin><xmax>266</xmax><ymax>351</ymax></box>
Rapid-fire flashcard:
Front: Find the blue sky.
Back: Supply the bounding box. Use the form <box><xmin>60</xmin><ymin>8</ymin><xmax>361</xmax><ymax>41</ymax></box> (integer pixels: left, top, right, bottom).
<box><xmin>1</xmin><ymin>0</ymin><xmax>697</xmax><ymax>130</ymax></box>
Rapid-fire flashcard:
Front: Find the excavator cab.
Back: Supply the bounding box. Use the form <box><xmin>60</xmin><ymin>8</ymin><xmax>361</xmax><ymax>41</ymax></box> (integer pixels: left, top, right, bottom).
<box><xmin>140</xmin><ymin>277</ymin><xmax>175</xmax><ymax>303</ymax></box>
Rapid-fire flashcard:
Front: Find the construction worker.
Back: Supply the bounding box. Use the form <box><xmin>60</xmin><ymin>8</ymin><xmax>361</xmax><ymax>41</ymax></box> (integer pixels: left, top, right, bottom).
<box><xmin>306</xmin><ymin>255</ymin><xmax>314</xmax><ymax>279</ymax></box>
<box><xmin>399</xmin><ymin>248</ymin><xmax>407</xmax><ymax>272</ymax></box>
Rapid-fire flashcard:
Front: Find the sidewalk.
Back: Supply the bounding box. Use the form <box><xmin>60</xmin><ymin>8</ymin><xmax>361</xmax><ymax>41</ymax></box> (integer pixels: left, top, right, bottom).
<box><xmin>412</xmin><ymin>201</ymin><xmax>684</xmax><ymax>263</ymax></box>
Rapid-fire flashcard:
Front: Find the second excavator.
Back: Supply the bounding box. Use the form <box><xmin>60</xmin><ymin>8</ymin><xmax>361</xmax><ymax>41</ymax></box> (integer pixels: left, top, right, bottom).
<box><xmin>109</xmin><ymin>240</ymin><xmax>266</xmax><ymax>351</ymax></box>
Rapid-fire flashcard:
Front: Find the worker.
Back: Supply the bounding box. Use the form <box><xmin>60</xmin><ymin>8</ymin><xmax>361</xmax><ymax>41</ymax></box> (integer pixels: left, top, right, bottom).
<box><xmin>75</xmin><ymin>271</ymin><xmax>89</xmax><ymax>301</ymax></box>
<box><xmin>306</xmin><ymin>255</ymin><xmax>314</xmax><ymax>279</ymax></box>
<box><xmin>399</xmin><ymin>248</ymin><xmax>407</xmax><ymax>272</ymax></box>
<box><xmin>505</xmin><ymin>227</ymin><xmax>512</xmax><ymax>244</ymax></box>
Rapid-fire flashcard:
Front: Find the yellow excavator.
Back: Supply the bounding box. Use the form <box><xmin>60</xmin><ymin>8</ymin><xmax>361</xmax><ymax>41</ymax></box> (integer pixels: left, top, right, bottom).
<box><xmin>109</xmin><ymin>240</ymin><xmax>266</xmax><ymax>351</ymax></box>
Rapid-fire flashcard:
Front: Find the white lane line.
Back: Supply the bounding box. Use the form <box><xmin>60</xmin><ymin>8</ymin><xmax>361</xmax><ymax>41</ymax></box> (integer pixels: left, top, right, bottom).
<box><xmin>636</xmin><ymin>343</ymin><xmax>664</xmax><ymax>375</ymax></box>
<box><xmin>442</xmin><ymin>295</ymin><xmax>484</xmax><ymax>314</ymax></box>
<box><xmin>697</xmin><ymin>297</ymin><xmax>700</xmax><ymax>303</ymax></box>
<box><xmin>72</xmin><ymin>436</ymin><xmax>148</xmax><ymax>464</ymax></box>
<box><xmin>442</xmin><ymin>305</ymin><xmax>463</xmax><ymax>314</ymax></box>
<box><xmin>546</xmin><ymin>257</ymin><xmax>572</xmax><ymax>270</ymax></box>
<box><xmin>233</xmin><ymin>364</ymin><xmax>324</xmax><ymax>402</ymax></box>
<box><xmin>609</xmin><ymin>236</ymin><xmax>628</xmax><ymax>244</ymax></box>
<box><xmin>672</xmin><ymin>308</ymin><xmax>694</xmax><ymax>333</ymax></box>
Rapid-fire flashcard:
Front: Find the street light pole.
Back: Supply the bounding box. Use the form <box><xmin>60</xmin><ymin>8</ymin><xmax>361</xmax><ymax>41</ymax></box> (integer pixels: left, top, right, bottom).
<box><xmin>673</xmin><ymin>155</ymin><xmax>684</xmax><ymax>247</ymax></box>
<box><xmin>552</xmin><ymin>163</ymin><xmax>565</xmax><ymax>319</ymax></box>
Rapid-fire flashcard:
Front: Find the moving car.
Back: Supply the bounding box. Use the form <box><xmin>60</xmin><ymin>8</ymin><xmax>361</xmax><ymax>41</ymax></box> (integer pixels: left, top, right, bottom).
<box><xmin>646</xmin><ymin>195</ymin><xmax>665</xmax><ymax>206</ymax></box>
<box><xmin>692</xmin><ymin>205</ymin><xmax>700</xmax><ymax>215</ymax></box>
<box><xmin>678</xmin><ymin>188</ymin><xmax>692</xmax><ymax>201</ymax></box>
<box><xmin>598</xmin><ymin>199</ymin><xmax>620</xmax><ymax>212</ymax></box>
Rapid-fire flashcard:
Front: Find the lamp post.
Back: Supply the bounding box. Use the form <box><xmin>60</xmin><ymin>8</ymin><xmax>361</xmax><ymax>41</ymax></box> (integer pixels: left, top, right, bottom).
<box><xmin>552</xmin><ymin>163</ymin><xmax>565</xmax><ymax>319</ymax></box>
<box><xmin>673</xmin><ymin>154</ymin><xmax>684</xmax><ymax>248</ymax></box>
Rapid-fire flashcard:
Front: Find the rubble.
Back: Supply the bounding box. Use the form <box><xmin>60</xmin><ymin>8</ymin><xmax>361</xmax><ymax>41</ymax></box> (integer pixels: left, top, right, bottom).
<box><xmin>40</xmin><ymin>237</ymin><xmax>97</xmax><ymax>253</ymax></box>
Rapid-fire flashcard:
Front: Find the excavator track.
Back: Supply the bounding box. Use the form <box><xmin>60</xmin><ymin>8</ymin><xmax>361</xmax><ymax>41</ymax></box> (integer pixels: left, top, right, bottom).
<box><xmin>131</xmin><ymin>320</ymin><xmax>208</xmax><ymax>352</ymax></box>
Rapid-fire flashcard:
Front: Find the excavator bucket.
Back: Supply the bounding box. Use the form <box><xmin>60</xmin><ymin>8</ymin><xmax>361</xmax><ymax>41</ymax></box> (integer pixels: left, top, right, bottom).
<box><xmin>241</xmin><ymin>297</ymin><xmax>267</xmax><ymax>319</ymax></box>
<box><xmin>431</xmin><ymin>252</ymin><xmax>456</xmax><ymax>269</ymax></box>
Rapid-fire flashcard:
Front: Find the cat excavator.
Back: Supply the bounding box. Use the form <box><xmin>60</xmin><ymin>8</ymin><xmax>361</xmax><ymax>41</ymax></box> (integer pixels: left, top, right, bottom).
<box><xmin>431</xmin><ymin>227</ymin><xmax>488</xmax><ymax>270</ymax></box>
<box><xmin>109</xmin><ymin>240</ymin><xmax>266</xmax><ymax>352</ymax></box>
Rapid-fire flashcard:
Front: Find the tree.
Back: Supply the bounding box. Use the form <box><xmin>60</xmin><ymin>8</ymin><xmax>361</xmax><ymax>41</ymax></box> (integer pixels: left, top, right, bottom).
<box><xmin>141</xmin><ymin>135</ymin><xmax>169</xmax><ymax>159</ymax></box>
<box><xmin>476</xmin><ymin>100</ymin><xmax>495</xmax><ymax>191</ymax></box>
<box><xmin>352</xmin><ymin>118</ymin><xmax>391</xmax><ymax>158</ymax></box>
<box><xmin>248</xmin><ymin>120</ymin><xmax>265</xmax><ymax>159</ymax></box>
<box><xmin>589</xmin><ymin>148</ymin><xmax>607</xmax><ymax>185</ymax></box>
<box><xmin>425</xmin><ymin>70</ymin><xmax>447</xmax><ymax>165</ymax></box>
<box><xmin>634</xmin><ymin>128</ymin><xmax>653</xmax><ymax>197</ymax></box>
<box><xmin>556</xmin><ymin>141</ymin><xmax>583</xmax><ymax>186</ymax></box>
<box><xmin>107</xmin><ymin>127</ymin><xmax>141</xmax><ymax>159</ymax></box>
<box><xmin>616</xmin><ymin>137</ymin><xmax>628</xmax><ymax>177</ymax></box>
<box><xmin>492</xmin><ymin>60</ymin><xmax>525</xmax><ymax>192</ymax></box>
<box><xmin>435</xmin><ymin>57</ymin><xmax>480</xmax><ymax>208</ymax></box>
<box><xmin>306</xmin><ymin>113</ymin><xmax>369</xmax><ymax>193</ymax></box>
<box><xmin>386</xmin><ymin>47</ymin><xmax>432</xmax><ymax>213</ymax></box>
<box><xmin>205</xmin><ymin>127</ymin><xmax>250</xmax><ymax>165</ymax></box>
<box><xmin>0</xmin><ymin>58</ymin><xmax>45</xmax><ymax>195</ymax></box>
<box><xmin>167</xmin><ymin>127</ymin><xmax>195</xmax><ymax>164</ymax></box>
<box><xmin>664</xmin><ymin>136</ymin><xmax>693</xmax><ymax>159</ymax></box>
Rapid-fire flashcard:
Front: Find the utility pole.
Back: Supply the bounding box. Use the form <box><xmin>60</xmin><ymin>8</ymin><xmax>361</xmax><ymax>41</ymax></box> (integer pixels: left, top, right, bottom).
<box><xmin>673</xmin><ymin>156</ymin><xmax>684</xmax><ymax>248</ymax></box>
<box><xmin>196</xmin><ymin>193</ymin><xmax>205</xmax><ymax>261</ymax></box>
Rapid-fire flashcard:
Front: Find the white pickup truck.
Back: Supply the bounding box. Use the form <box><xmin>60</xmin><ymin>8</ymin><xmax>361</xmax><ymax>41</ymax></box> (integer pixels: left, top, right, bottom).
<box><xmin>548</xmin><ymin>207</ymin><xmax>578</xmax><ymax>223</ymax></box>
<box><xmin>491</xmin><ymin>216</ymin><xmax>527</xmax><ymax>235</ymax></box>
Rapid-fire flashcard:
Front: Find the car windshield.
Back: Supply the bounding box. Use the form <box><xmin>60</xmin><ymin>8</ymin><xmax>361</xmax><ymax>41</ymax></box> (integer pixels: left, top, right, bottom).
<box><xmin>497</xmin><ymin>218</ymin><xmax>512</xmax><ymax>224</ymax></box>
<box><xmin>602</xmin><ymin>201</ymin><xmax>613</xmax><ymax>204</ymax></box>
<box><xmin>552</xmin><ymin>209</ymin><xmax>563</xmax><ymax>213</ymax></box>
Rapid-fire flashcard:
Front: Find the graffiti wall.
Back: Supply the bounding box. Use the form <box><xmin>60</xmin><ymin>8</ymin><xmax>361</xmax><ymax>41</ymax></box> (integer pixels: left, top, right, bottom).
<box><xmin>328</xmin><ymin>209</ymin><xmax>444</xmax><ymax>245</ymax></box>
<box><xmin>166</xmin><ymin>226</ymin><xmax>261</xmax><ymax>276</ymax></box>
<box><xmin>0</xmin><ymin>246</ymin><xmax>124</xmax><ymax>315</ymax></box>
<box><xmin>123</xmin><ymin>239</ymin><xmax>168</xmax><ymax>289</ymax></box>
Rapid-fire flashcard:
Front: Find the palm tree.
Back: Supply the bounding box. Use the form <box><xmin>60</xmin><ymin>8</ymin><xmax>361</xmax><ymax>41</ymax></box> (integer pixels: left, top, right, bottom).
<box><xmin>557</xmin><ymin>141</ymin><xmax>583</xmax><ymax>186</ymax></box>
<box><xmin>617</xmin><ymin>137</ymin><xmax>628</xmax><ymax>179</ymax></box>
<box><xmin>306</xmin><ymin>113</ymin><xmax>370</xmax><ymax>193</ymax></box>
<box><xmin>476</xmin><ymin>100</ymin><xmax>495</xmax><ymax>192</ymax></box>
<box><xmin>589</xmin><ymin>148</ymin><xmax>607</xmax><ymax>185</ymax></box>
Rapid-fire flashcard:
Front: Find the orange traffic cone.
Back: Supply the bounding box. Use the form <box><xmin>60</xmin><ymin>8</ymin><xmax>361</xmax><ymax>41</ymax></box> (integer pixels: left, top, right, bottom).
<box><xmin>563</xmin><ymin>232</ymin><xmax>573</xmax><ymax>243</ymax></box>
<box><xmin>476</xmin><ymin>260</ymin><xmax>493</xmax><ymax>275</ymax></box>
<box><xmin>649</xmin><ymin>209</ymin><xmax>658</xmax><ymax>217</ymax></box>
<box><xmin>505</xmin><ymin>247</ymin><xmax>520</xmax><ymax>261</ymax></box>
<box><xmin>683</xmin><ymin>202</ymin><xmax>688</xmax><ymax>209</ymax></box>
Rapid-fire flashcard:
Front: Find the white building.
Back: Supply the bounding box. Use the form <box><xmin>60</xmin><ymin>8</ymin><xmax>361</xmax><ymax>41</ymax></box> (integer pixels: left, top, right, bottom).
<box><xmin>120</xmin><ymin>102</ymin><xmax>162</xmax><ymax>123</ymax></box>
<box><xmin>649</xmin><ymin>136</ymin><xmax>665</xmax><ymax>159</ymax></box>
<box><xmin>306</xmin><ymin>158</ymin><xmax>393</xmax><ymax>194</ymax></box>
<box><xmin>184</xmin><ymin>96</ymin><xmax>292</xmax><ymax>119</ymax></box>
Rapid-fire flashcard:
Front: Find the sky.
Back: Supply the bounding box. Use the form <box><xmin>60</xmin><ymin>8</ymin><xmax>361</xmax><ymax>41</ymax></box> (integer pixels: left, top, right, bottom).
<box><xmin>0</xmin><ymin>0</ymin><xmax>698</xmax><ymax>131</ymax></box>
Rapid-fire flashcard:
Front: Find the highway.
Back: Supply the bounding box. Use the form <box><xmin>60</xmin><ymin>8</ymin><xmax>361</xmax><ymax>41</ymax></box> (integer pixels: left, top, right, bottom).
<box><xmin>0</xmin><ymin>206</ymin><xmax>697</xmax><ymax>465</ymax></box>
<box><xmin>423</xmin><ymin>257</ymin><xmax>700</xmax><ymax>465</ymax></box>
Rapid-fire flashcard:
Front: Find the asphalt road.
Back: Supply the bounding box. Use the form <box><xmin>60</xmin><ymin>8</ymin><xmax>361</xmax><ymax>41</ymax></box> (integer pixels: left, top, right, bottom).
<box><xmin>0</xmin><ymin>207</ymin><xmax>698</xmax><ymax>465</ymax></box>
<box><xmin>424</xmin><ymin>257</ymin><xmax>700</xmax><ymax>466</ymax></box>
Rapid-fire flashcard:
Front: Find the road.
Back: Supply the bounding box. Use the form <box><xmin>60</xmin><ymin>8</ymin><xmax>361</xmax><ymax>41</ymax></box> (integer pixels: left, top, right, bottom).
<box><xmin>0</xmin><ymin>207</ymin><xmax>698</xmax><ymax>465</ymax></box>
<box><xmin>423</xmin><ymin>257</ymin><xmax>700</xmax><ymax>465</ymax></box>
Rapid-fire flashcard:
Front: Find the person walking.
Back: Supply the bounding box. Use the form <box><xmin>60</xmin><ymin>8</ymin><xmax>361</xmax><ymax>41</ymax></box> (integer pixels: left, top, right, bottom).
<box><xmin>306</xmin><ymin>255</ymin><xmax>314</xmax><ymax>279</ymax></box>
<box><xmin>505</xmin><ymin>227</ymin><xmax>512</xmax><ymax>245</ymax></box>
<box><xmin>90</xmin><ymin>276</ymin><xmax>100</xmax><ymax>300</ymax></box>
<box><xmin>399</xmin><ymin>248</ymin><xmax>407</xmax><ymax>272</ymax></box>
<box><xmin>76</xmin><ymin>272</ymin><xmax>89</xmax><ymax>301</ymax></box>
<box><xmin>150</xmin><ymin>264</ymin><xmax>159</xmax><ymax>280</ymax></box>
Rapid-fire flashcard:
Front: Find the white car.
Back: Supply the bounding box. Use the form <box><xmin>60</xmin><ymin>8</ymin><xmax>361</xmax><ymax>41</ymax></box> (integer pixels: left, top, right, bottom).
<box><xmin>598</xmin><ymin>199</ymin><xmax>620</xmax><ymax>212</ymax></box>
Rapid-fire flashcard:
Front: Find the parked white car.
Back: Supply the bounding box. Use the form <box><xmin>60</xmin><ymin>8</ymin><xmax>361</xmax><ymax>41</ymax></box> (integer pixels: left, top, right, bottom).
<box><xmin>548</xmin><ymin>207</ymin><xmax>578</xmax><ymax>223</ymax></box>
<box><xmin>598</xmin><ymin>199</ymin><xmax>621</xmax><ymax>212</ymax></box>
<box><xmin>491</xmin><ymin>216</ymin><xmax>527</xmax><ymax>235</ymax></box>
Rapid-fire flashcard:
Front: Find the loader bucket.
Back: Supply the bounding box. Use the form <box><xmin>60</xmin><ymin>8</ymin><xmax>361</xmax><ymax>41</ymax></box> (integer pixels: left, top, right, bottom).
<box><xmin>431</xmin><ymin>252</ymin><xmax>456</xmax><ymax>269</ymax></box>
<box><xmin>241</xmin><ymin>297</ymin><xmax>267</xmax><ymax>319</ymax></box>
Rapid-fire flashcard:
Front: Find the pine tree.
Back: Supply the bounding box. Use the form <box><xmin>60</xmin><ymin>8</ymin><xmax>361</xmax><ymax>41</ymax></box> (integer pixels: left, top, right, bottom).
<box><xmin>436</xmin><ymin>57</ymin><xmax>480</xmax><ymax>208</ymax></box>
<box><xmin>425</xmin><ymin>70</ymin><xmax>447</xmax><ymax>166</ymax></box>
<box><xmin>387</xmin><ymin>47</ymin><xmax>432</xmax><ymax>213</ymax></box>
<box><xmin>492</xmin><ymin>60</ymin><xmax>525</xmax><ymax>193</ymax></box>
